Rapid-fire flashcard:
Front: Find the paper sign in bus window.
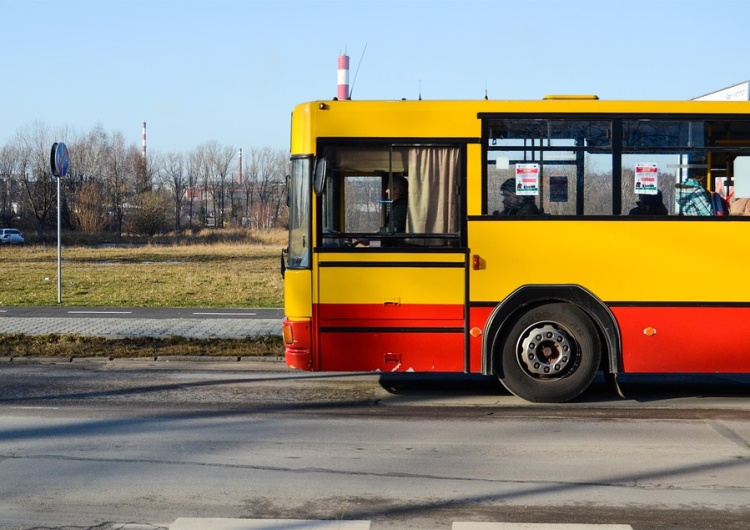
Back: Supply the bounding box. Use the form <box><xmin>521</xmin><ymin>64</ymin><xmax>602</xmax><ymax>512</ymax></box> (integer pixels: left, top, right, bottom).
<box><xmin>550</xmin><ymin>176</ymin><xmax>568</xmax><ymax>202</ymax></box>
<box><xmin>515</xmin><ymin>163</ymin><xmax>539</xmax><ymax>196</ymax></box>
<box><xmin>635</xmin><ymin>163</ymin><xmax>658</xmax><ymax>194</ymax></box>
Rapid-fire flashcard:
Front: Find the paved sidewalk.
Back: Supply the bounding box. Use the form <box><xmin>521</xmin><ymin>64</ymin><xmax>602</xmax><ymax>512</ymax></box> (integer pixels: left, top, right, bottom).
<box><xmin>0</xmin><ymin>308</ymin><xmax>282</xmax><ymax>339</ymax></box>
<box><xmin>0</xmin><ymin>316</ymin><xmax>280</xmax><ymax>339</ymax></box>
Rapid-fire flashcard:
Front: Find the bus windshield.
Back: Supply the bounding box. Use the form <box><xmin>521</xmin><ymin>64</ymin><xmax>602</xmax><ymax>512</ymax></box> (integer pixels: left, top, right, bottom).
<box><xmin>287</xmin><ymin>156</ymin><xmax>311</xmax><ymax>268</ymax></box>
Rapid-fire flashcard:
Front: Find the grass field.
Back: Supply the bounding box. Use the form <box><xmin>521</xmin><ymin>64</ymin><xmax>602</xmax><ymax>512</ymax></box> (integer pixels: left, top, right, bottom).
<box><xmin>0</xmin><ymin>229</ymin><xmax>287</xmax><ymax>357</ymax></box>
<box><xmin>0</xmin><ymin>230</ymin><xmax>285</xmax><ymax>308</ymax></box>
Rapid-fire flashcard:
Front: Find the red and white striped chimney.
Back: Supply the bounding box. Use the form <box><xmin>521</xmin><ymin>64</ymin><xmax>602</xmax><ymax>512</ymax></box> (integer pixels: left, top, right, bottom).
<box><xmin>337</xmin><ymin>54</ymin><xmax>349</xmax><ymax>100</ymax></box>
<box><xmin>238</xmin><ymin>148</ymin><xmax>243</xmax><ymax>184</ymax></box>
<box><xmin>141</xmin><ymin>122</ymin><xmax>147</xmax><ymax>161</ymax></box>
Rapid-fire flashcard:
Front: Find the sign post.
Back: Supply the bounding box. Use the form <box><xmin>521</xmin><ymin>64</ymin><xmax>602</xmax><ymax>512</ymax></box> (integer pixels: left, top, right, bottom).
<box><xmin>50</xmin><ymin>142</ymin><xmax>70</xmax><ymax>304</ymax></box>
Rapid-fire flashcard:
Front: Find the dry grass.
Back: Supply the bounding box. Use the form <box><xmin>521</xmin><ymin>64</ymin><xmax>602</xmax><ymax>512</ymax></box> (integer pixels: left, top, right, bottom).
<box><xmin>0</xmin><ymin>333</ymin><xmax>284</xmax><ymax>359</ymax></box>
<box><xmin>0</xmin><ymin>229</ymin><xmax>286</xmax><ymax>308</ymax></box>
<box><xmin>0</xmin><ymin>229</ymin><xmax>288</xmax><ymax>357</ymax></box>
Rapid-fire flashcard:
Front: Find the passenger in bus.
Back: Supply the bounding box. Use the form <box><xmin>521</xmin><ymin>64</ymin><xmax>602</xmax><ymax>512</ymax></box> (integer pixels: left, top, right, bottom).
<box><xmin>730</xmin><ymin>197</ymin><xmax>750</xmax><ymax>215</ymax></box>
<box><xmin>496</xmin><ymin>178</ymin><xmax>541</xmax><ymax>216</ymax></box>
<box><xmin>352</xmin><ymin>176</ymin><xmax>409</xmax><ymax>247</ymax></box>
<box><xmin>379</xmin><ymin>175</ymin><xmax>408</xmax><ymax>233</ymax></box>
<box><xmin>676</xmin><ymin>176</ymin><xmax>714</xmax><ymax>216</ymax></box>
<box><xmin>628</xmin><ymin>190</ymin><xmax>668</xmax><ymax>215</ymax></box>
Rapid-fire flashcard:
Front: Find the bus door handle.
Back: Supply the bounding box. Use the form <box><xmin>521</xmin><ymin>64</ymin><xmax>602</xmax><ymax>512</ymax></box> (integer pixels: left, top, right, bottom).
<box><xmin>383</xmin><ymin>297</ymin><xmax>401</xmax><ymax>307</ymax></box>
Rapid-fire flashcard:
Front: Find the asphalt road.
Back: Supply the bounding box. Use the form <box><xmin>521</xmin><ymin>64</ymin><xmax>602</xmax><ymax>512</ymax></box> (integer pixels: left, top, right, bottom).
<box><xmin>1</xmin><ymin>360</ymin><xmax>749</xmax><ymax>529</ymax></box>
<box><xmin>2</xmin><ymin>307</ymin><xmax>750</xmax><ymax>529</ymax></box>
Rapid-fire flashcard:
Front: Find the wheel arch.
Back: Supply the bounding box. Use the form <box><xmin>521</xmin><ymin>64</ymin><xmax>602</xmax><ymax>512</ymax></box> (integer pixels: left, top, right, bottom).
<box><xmin>481</xmin><ymin>285</ymin><xmax>621</xmax><ymax>378</ymax></box>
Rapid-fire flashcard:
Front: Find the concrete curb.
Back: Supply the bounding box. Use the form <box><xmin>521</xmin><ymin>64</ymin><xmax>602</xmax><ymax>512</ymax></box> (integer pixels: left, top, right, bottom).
<box><xmin>0</xmin><ymin>355</ymin><xmax>287</xmax><ymax>364</ymax></box>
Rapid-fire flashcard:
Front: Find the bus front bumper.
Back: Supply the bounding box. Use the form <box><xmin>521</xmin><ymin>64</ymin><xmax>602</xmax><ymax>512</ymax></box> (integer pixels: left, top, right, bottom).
<box><xmin>282</xmin><ymin>317</ymin><xmax>313</xmax><ymax>370</ymax></box>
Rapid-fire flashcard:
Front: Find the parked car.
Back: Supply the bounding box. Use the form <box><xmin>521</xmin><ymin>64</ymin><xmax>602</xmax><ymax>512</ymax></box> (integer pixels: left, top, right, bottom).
<box><xmin>0</xmin><ymin>228</ymin><xmax>25</xmax><ymax>244</ymax></box>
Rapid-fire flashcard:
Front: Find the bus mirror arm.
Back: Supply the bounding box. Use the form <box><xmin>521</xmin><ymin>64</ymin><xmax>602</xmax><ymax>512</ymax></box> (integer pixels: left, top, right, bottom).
<box><xmin>280</xmin><ymin>247</ymin><xmax>287</xmax><ymax>278</ymax></box>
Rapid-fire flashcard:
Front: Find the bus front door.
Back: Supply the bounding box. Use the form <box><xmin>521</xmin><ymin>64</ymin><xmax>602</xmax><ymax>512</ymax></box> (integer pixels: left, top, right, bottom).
<box><xmin>314</xmin><ymin>251</ymin><xmax>468</xmax><ymax>372</ymax></box>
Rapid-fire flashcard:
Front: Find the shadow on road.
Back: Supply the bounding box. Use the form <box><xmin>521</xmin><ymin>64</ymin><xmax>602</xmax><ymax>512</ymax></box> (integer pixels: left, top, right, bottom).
<box><xmin>377</xmin><ymin>371</ymin><xmax>750</xmax><ymax>404</ymax></box>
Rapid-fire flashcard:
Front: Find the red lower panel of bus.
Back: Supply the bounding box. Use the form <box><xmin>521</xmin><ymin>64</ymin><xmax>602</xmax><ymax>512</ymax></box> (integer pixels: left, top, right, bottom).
<box><xmin>295</xmin><ymin>303</ymin><xmax>750</xmax><ymax>374</ymax></box>
<box><xmin>315</xmin><ymin>303</ymin><xmax>466</xmax><ymax>372</ymax></box>
<box><xmin>611</xmin><ymin>305</ymin><xmax>750</xmax><ymax>373</ymax></box>
<box><xmin>318</xmin><ymin>331</ymin><xmax>465</xmax><ymax>372</ymax></box>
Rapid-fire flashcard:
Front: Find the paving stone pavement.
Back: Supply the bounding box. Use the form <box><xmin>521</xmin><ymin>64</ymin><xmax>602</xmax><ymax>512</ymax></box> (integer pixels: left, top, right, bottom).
<box><xmin>0</xmin><ymin>315</ymin><xmax>281</xmax><ymax>339</ymax></box>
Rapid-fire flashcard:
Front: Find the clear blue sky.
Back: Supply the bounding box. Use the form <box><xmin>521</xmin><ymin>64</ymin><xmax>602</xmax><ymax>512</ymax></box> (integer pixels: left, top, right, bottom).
<box><xmin>3</xmin><ymin>0</ymin><xmax>749</xmax><ymax>155</ymax></box>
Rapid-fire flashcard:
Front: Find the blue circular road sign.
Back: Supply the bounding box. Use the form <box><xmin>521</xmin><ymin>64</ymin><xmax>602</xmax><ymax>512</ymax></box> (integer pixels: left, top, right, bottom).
<box><xmin>50</xmin><ymin>142</ymin><xmax>70</xmax><ymax>178</ymax></box>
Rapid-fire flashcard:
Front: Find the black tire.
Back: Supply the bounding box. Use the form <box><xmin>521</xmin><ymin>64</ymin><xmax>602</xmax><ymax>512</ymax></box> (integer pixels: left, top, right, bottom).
<box><xmin>497</xmin><ymin>303</ymin><xmax>600</xmax><ymax>403</ymax></box>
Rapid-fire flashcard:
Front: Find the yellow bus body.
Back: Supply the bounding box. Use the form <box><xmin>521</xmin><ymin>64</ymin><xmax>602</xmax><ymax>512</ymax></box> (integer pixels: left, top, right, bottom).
<box><xmin>283</xmin><ymin>97</ymin><xmax>750</xmax><ymax>402</ymax></box>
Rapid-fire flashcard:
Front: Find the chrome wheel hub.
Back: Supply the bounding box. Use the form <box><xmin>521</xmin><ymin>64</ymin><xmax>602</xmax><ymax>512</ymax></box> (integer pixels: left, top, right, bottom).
<box><xmin>518</xmin><ymin>323</ymin><xmax>576</xmax><ymax>377</ymax></box>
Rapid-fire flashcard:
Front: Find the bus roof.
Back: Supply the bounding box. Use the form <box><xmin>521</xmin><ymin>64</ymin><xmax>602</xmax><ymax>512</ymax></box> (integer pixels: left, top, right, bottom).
<box><xmin>290</xmin><ymin>97</ymin><xmax>750</xmax><ymax>153</ymax></box>
<box><xmin>298</xmin><ymin>97</ymin><xmax>750</xmax><ymax>113</ymax></box>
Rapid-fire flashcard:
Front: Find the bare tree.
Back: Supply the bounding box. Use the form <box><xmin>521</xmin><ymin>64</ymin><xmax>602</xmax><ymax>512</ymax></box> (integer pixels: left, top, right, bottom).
<box><xmin>102</xmin><ymin>131</ymin><xmax>140</xmax><ymax>236</ymax></box>
<box><xmin>244</xmin><ymin>147</ymin><xmax>288</xmax><ymax>229</ymax></box>
<box><xmin>192</xmin><ymin>144</ymin><xmax>213</xmax><ymax>226</ymax></box>
<box><xmin>15</xmin><ymin>122</ymin><xmax>57</xmax><ymax>235</ymax></box>
<box><xmin>160</xmin><ymin>151</ymin><xmax>187</xmax><ymax>230</ymax></box>
<box><xmin>203</xmin><ymin>141</ymin><xmax>236</xmax><ymax>228</ymax></box>
<box><xmin>128</xmin><ymin>188</ymin><xmax>171</xmax><ymax>236</ymax></box>
<box><xmin>68</xmin><ymin>125</ymin><xmax>109</xmax><ymax>231</ymax></box>
<box><xmin>186</xmin><ymin>148</ymin><xmax>205</xmax><ymax>228</ymax></box>
<box><xmin>272</xmin><ymin>149</ymin><xmax>290</xmax><ymax>228</ymax></box>
<box><xmin>75</xmin><ymin>181</ymin><xmax>108</xmax><ymax>233</ymax></box>
<box><xmin>135</xmin><ymin>152</ymin><xmax>150</xmax><ymax>194</ymax></box>
<box><xmin>1</xmin><ymin>119</ymin><xmax>289</xmax><ymax>237</ymax></box>
<box><xmin>227</xmin><ymin>149</ymin><xmax>243</xmax><ymax>227</ymax></box>
<box><xmin>0</xmin><ymin>144</ymin><xmax>21</xmax><ymax>227</ymax></box>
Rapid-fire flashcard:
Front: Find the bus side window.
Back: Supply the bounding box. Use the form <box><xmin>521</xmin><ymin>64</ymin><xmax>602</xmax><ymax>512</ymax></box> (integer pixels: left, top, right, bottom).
<box><xmin>317</xmin><ymin>145</ymin><xmax>461</xmax><ymax>248</ymax></box>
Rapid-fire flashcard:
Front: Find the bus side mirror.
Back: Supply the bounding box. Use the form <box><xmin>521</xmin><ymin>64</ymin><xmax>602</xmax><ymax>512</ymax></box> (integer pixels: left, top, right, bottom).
<box><xmin>313</xmin><ymin>156</ymin><xmax>328</xmax><ymax>195</ymax></box>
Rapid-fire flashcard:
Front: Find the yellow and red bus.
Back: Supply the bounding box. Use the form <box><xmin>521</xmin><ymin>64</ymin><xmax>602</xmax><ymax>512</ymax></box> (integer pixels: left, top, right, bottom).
<box><xmin>281</xmin><ymin>96</ymin><xmax>750</xmax><ymax>403</ymax></box>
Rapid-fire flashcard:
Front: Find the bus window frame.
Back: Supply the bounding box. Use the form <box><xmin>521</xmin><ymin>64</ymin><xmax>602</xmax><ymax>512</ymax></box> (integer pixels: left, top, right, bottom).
<box><xmin>314</xmin><ymin>140</ymin><xmax>466</xmax><ymax>250</ymax></box>
<box><xmin>480</xmin><ymin>113</ymin><xmax>750</xmax><ymax>217</ymax></box>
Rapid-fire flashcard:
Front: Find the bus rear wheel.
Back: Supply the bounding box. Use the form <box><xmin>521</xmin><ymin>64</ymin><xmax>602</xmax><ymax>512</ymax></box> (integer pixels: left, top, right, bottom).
<box><xmin>497</xmin><ymin>303</ymin><xmax>600</xmax><ymax>403</ymax></box>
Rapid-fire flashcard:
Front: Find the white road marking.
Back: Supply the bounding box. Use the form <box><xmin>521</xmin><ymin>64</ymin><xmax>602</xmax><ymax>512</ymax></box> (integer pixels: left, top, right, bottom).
<box><xmin>169</xmin><ymin>519</ymin><xmax>634</xmax><ymax>530</ymax></box>
<box><xmin>67</xmin><ymin>311</ymin><xmax>133</xmax><ymax>314</ymax></box>
<box><xmin>9</xmin><ymin>406</ymin><xmax>60</xmax><ymax>410</ymax></box>
<box><xmin>452</xmin><ymin>522</ymin><xmax>633</xmax><ymax>530</ymax></box>
<box><xmin>171</xmin><ymin>519</ymin><xmax>370</xmax><ymax>530</ymax></box>
<box><xmin>192</xmin><ymin>312</ymin><xmax>257</xmax><ymax>316</ymax></box>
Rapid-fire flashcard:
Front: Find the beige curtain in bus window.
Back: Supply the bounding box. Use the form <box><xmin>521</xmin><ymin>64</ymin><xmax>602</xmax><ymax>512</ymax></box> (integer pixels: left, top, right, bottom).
<box><xmin>406</xmin><ymin>147</ymin><xmax>459</xmax><ymax>234</ymax></box>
